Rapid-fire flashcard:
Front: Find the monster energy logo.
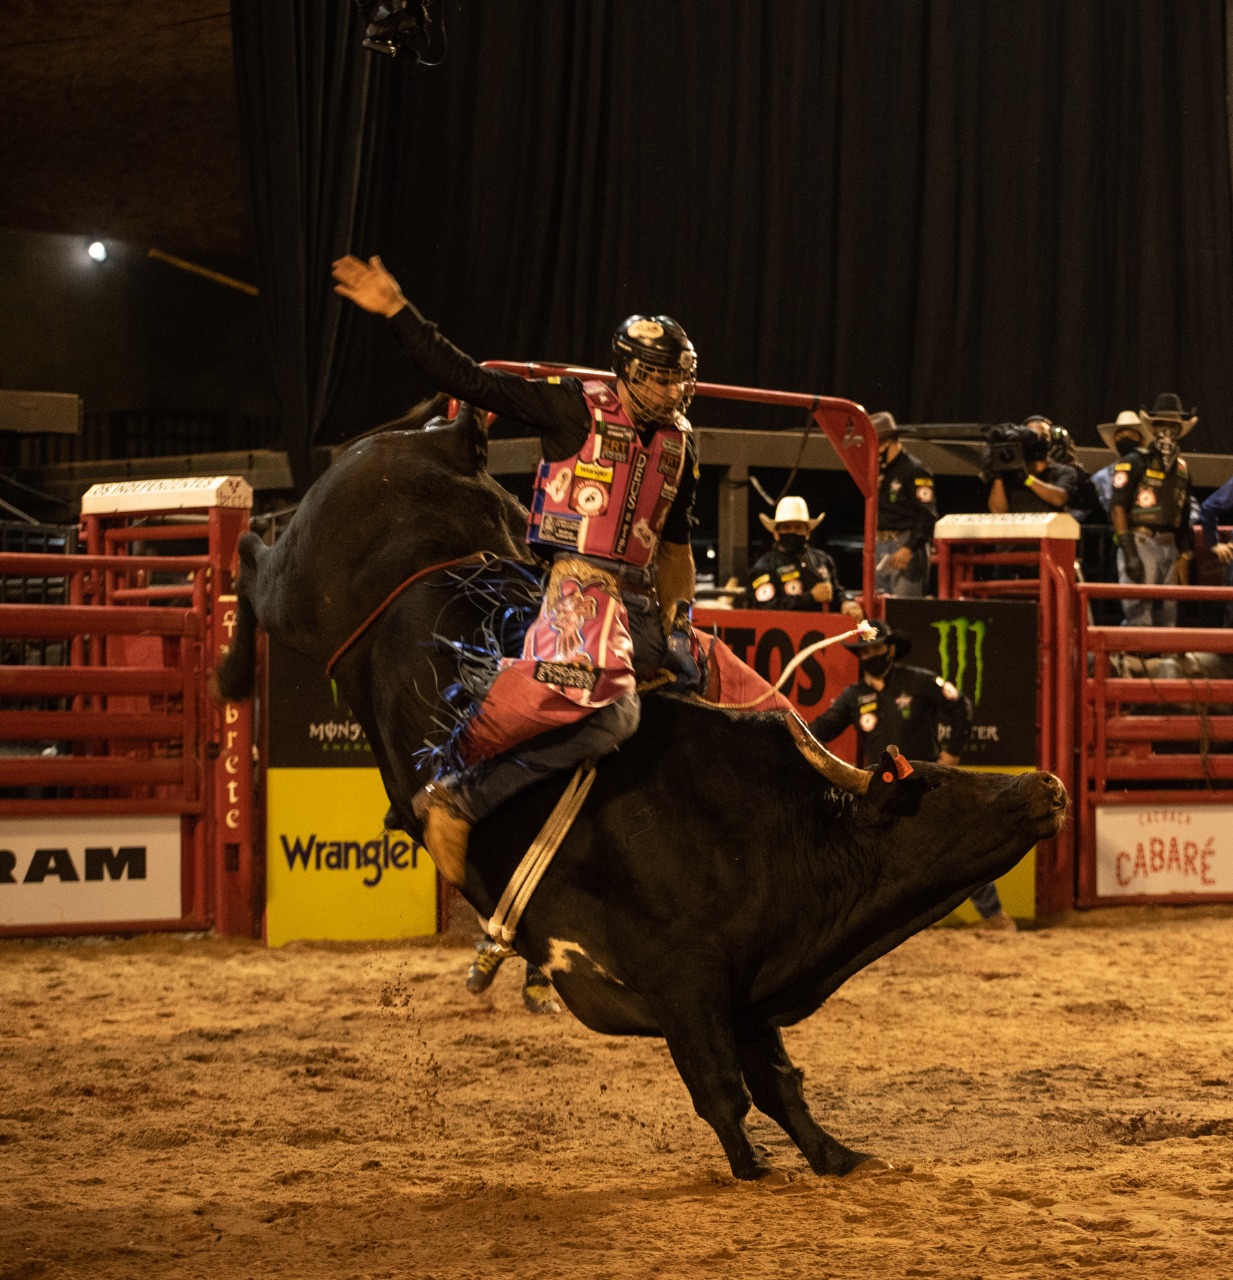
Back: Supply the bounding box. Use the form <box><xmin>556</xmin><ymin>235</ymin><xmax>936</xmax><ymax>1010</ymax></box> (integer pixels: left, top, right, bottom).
<box><xmin>932</xmin><ymin>618</ymin><xmax>986</xmax><ymax>705</ymax></box>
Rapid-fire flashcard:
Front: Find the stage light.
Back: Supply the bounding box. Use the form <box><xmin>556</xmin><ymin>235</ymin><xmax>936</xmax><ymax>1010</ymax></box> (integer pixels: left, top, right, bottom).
<box><xmin>88</xmin><ymin>241</ymin><xmax>107</xmax><ymax>262</ymax></box>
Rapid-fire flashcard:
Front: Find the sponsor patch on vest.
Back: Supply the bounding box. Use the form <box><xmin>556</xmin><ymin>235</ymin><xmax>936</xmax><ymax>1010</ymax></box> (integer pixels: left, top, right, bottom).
<box><xmin>916</xmin><ymin>484</ymin><xmax>934</xmax><ymax>503</ymax></box>
<box><xmin>575</xmin><ymin>459</ymin><xmax>614</xmax><ymax>484</ymax></box>
<box><xmin>1112</xmin><ymin>471</ymin><xmax>1129</xmax><ymax>488</ymax></box>
<box><xmin>658</xmin><ymin>438</ymin><xmax>684</xmax><ymax>476</ymax></box>
<box><xmin>545</xmin><ymin>467</ymin><xmax>572</xmax><ymax>502</ymax></box>
<box><xmin>784</xmin><ymin>578</ymin><xmax>803</xmax><ymax>596</ymax></box>
<box><xmin>1146</xmin><ymin>469</ymin><xmax>1165</xmax><ymax>480</ymax></box>
<box><xmin>859</xmin><ymin>712</ymin><xmax>878</xmax><ymax>732</ymax></box>
<box><xmin>1136</xmin><ymin>488</ymin><xmax>1157</xmax><ymax>508</ymax></box>
<box><xmin>753</xmin><ymin>581</ymin><xmax>776</xmax><ymax>603</ymax></box>
<box><xmin>613</xmin><ymin>453</ymin><xmax>649</xmax><ymax>557</ymax></box>
<box><xmin>540</xmin><ymin>512</ymin><xmax>582</xmax><ymax>547</ymax></box>
<box><xmin>534</xmin><ymin>661</ymin><xmax>599</xmax><ymax>691</ymax></box>
<box><xmin>571</xmin><ymin>481</ymin><xmax>609</xmax><ymax>516</ymax></box>
<box><xmin>599</xmin><ymin>422</ymin><xmax>634</xmax><ymax>463</ymax></box>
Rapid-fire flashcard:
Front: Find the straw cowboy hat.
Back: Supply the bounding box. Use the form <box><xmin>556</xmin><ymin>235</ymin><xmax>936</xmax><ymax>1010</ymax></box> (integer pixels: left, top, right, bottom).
<box><xmin>1097</xmin><ymin>409</ymin><xmax>1151</xmax><ymax>452</ymax></box>
<box><xmin>1138</xmin><ymin>392</ymin><xmax>1198</xmax><ymax>439</ymax></box>
<box><xmin>758</xmin><ymin>495</ymin><xmax>825</xmax><ymax>534</ymax></box>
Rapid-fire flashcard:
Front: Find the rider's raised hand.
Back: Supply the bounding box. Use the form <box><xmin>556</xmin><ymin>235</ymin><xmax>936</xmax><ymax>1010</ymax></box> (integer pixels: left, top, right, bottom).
<box><xmin>332</xmin><ymin>254</ymin><xmax>407</xmax><ymax>318</ymax></box>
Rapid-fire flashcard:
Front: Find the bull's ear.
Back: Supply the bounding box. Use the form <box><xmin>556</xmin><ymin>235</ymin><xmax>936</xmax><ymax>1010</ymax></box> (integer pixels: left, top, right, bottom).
<box><xmin>865</xmin><ymin>746</ymin><xmax>930</xmax><ymax>816</ymax></box>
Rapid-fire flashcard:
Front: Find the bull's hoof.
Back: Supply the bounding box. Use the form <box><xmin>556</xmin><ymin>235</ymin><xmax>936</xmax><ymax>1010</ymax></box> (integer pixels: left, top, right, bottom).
<box><xmin>522</xmin><ymin>972</ymin><xmax>562</xmax><ymax>1015</ymax></box>
<box><xmin>846</xmin><ymin>1155</ymin><xmax>894</xmax><ymax>1177</ymax></box>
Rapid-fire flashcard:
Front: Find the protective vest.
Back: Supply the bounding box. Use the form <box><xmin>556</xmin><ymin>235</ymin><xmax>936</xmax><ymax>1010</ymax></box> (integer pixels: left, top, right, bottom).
<box><xmin>1115</xmin><ymin>453</ymin><xmax>1189</xmax><ymax>531</ymax></box>
<box><xmin>526</xmin><ymin>381</ymin><xmax>688</xmax><ymax>569</ymax></box>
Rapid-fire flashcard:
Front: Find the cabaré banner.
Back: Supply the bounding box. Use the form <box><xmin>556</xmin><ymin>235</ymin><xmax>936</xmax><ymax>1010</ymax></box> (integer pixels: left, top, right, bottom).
<box><xmin>884</xmin><ymin>598</ymin><xmax>1038</xmax><ymax>767</ymax></box>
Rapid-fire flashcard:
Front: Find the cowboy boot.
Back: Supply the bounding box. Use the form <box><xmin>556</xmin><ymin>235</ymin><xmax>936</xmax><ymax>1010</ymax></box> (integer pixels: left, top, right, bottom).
<box><xmin>411</xmin><ymin>782</ymin><xmax>471</xmax><ymax>886</ymax></box>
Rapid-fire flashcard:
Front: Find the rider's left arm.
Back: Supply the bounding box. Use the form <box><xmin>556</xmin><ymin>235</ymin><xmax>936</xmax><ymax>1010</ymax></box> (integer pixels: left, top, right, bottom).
<box><xmin>657</xmin><ymin>539</ymin><xmax>696</xmax><ymax>633</ymax></box>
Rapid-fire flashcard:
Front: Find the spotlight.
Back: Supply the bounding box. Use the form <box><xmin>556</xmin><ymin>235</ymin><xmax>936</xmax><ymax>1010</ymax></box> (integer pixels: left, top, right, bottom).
<box><xmin>87</xmin><ymin>241</ymin><xmax>107</xmax><ymax>262</ymax></box>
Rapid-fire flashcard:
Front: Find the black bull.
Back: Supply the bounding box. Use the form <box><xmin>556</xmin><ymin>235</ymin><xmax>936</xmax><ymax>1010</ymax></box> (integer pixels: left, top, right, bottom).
<box><xmin>216</xmin><ymin>402</ymin><xmax>1068</xmax><ymax>1181</ymax></box>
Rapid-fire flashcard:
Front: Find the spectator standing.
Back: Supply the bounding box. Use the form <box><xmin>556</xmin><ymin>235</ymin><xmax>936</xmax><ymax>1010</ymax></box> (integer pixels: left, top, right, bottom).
<box><xmin>1109</xmin><ymin>393</ymin><xmax>1196</xmax><ymax>628</ymax></box>
<box><xmin>808</xmin><ymin>622</ymin><xmax>1016</xmax><ymax>931</ymax></box>
<box><xmin>871</xmin><ymin>411</ymin><xmax>936</xmax><ymax>597</ymax></box>
<box><xmin>1093</xmin><ymin>411</ymin><xmax>1150</xmax><ymax>514</ymax></box>
<box><xmin>744</xmin><ymin>496</ymin><xmax>863</xmax><ymax>616</ymax></box>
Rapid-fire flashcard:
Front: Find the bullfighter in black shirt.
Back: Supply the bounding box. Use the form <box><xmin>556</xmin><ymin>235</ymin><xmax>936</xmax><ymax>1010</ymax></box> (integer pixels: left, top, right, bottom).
<box><xmin>870</xmin><ymin>412</ymin><xmax>936</xmax><ymax>597</ymax></box>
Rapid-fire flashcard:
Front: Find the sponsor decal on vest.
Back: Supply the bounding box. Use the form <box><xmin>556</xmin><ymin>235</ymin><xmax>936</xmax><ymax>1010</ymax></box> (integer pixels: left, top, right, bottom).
<box><xmin>1112</xmin><ymin>471</ymin><xmax>1129</xmax><ymax>488</ymax></box>
<box><xmin>575</xmin><ymin>459</ymin><xmax>614</xmax><ymax>484</ymax></box>
<box><xmin>658</xmin><ymin>438</ymin><xmax>684</xmax><ymax>477</ymax></box>
<box><xmin>916</xmin><ymin>485</ymin><xmax>934</xmax><ymax>503</ymax></box>
<box><xmin>571</xmin><ymin>481</ymin><xmax>609</xmax><ymax>516</ymax></box>
<box><xmin>545</xmin><ymin>467</ymin><xmax>572</xmax><ymax>502</ymax></box>
<box><xmin>540</xmin><ymin>512</ymin><xmax>582</xmax><ymax>547</ymax></box>
<box><xmin>534</xmin><ymin>661</ymin><xmax>600</xmax><ymax>691</ymax></box>
<box><xmin>859</xmin><ymin>711</ymin><xmax>878</xmax><ymax>732</ymax></box>
<box><xmin>1146</xmin><ymin>469</ymin><xmax>1165</xmax><ymax>480</ymax></box>
<box><xmin>279</xmin><ymin>831</ymin><xmax>416</xmax><ymax>889</ymax></box>
<box><xmin>1136</xmin><ymin>488</ymin><xmax>1157</xmax><ymax>508</ymax></box>
<box><xmin>613</xmin><ymin>453</ymin><xmax>649</xmax><ymax>557</ymax></box>
<box><xmin>895</xmin><ymin>692</ymin><xmax>913</xmax><ymax>717</ymax></box>
<box><xmin>599</xmin><ymin>423</ymin><xmax>634</xmax><ymax>463</ymax></box>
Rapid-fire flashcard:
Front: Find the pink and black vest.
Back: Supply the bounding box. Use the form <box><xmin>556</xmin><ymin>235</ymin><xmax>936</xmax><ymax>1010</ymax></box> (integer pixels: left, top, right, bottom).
<box><xmin>526</xmin><ymin>380</ymin><xmax>689</xmax><ymax>569</ymax></box>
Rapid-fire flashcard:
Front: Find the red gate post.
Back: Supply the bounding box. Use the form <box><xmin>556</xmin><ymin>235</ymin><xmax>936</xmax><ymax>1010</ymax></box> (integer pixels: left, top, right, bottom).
<box><xmin>79</xmin><ymin>477</ymin><xmax>259</xmax><ymax>937</ymax></box>
<box><xmin>933</xmin><ymin>512</ymin><xmax>1081</xmax><ymax>917</ymax></box>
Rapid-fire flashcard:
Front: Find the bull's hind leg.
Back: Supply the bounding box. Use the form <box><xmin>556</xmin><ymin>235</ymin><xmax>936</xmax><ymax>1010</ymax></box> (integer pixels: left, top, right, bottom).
<box><xmin>646</xmin><ymin>990</ymin><xmax>772</xmax><ymax>1181</ymax></box>
<box><xmin>736</xmin><ymin>1026</ymin><xmax>888</xmax><ymax>1177</ymax></box>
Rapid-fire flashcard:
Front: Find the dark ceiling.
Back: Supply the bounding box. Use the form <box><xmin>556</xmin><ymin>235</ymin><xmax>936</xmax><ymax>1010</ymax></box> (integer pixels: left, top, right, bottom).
<box><xmin>0</xmin><ymin>2</ymin><xmax>249</xmax><ymax>258</ymax></box>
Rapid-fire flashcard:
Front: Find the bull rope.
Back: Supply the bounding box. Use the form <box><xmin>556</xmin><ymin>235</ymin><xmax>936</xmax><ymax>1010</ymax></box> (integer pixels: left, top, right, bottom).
<box><xmin>484</xmin><ymin>760</ymin><xmax>598</xmax><ymax>950</ymax></box>
<box><xmin>681</xmin><ymin>620</ymin><xmax>876</xmax><ymax>713</ymax></box>
<box><xmin>325</xmin><ymin>551</ymin><xmax>499</xmax><ymax>679</ymax></box>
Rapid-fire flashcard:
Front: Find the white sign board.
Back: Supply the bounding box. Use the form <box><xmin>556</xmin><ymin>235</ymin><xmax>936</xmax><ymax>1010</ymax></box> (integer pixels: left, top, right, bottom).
<box><xmin>933</xmin><ymin>512</ymin><xmax>1081</xmax><ymax>541</ymax></box>
<box><xmin>0</xmin><ymin>816</ymin><xmax>182</xmax><ymax>927</ymax></box>
<box><xmin>1095</xmin><ymin>806</ymin><xmax>1233</xmax><ymax>897</ymax></box>
<box><xmin>80</xmin><ymin>476</ymin><xmax>253</xmax><ymax>514</ymax></box>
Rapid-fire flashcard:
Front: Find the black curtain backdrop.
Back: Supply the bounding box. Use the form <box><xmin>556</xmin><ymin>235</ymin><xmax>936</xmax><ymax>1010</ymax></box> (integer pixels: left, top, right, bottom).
<box><xmin>240</xmin><ymin>1</ymin><xmax>1233</xmax><ymax>467</ymax></box>
<box><xmin>230</xmin><ymin>1</ymin><xmax>391</xmax><ymax>489</ymax></box>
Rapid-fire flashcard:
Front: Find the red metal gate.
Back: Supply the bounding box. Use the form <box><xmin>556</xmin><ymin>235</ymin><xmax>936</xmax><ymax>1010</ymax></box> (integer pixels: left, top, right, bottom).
<box><xmin>0</xmin><ymin>478</ymin><xmax>259</xmax><ymax>937</ymax></box>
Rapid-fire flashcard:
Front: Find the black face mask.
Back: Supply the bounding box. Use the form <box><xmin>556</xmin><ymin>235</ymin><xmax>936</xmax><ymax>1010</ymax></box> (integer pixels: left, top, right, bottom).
<box><xmin>776</xmin><ymin>533</ymin><xmax>807</xmax><ymax>556</ymax></box>
<box><xmin>1114</xmin><ymin>437</ymin><xmax>1140</xmax><ymax>457</ymax></box>
<box><xmin>860</xmin><ymin>652</ymin><xmax>893</xmax><ymax>679</ymax></box>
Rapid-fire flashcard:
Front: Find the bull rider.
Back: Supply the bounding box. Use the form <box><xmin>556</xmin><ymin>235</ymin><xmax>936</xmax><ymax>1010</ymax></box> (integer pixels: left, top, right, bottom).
<box><xmin>332</xmin><ymin>253</ymin><xmax>790</xmax><ymax>886</ymax></box>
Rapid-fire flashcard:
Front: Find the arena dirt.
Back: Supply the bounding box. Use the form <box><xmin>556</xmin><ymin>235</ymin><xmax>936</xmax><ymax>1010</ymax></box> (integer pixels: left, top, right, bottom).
<box><xmin>2</xmin><ymin>907</ymin><xmax>1232</xmax><ymax>1280</ymax></box>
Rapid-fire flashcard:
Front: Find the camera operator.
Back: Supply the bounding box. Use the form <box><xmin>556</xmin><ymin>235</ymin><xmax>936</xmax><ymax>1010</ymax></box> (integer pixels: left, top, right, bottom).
<box><xmin>983</xmin><ymin>419</ymin><xmax>1081</xmax><ymax>515</ymax></box>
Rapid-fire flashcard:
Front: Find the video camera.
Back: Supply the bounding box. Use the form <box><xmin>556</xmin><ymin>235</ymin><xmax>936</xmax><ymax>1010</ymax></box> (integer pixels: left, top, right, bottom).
<box><xmin>354</xmin><ymin>0</ymin><xmax>446</xmax><ymax>62</ymax></box>
<box><xmin>980</xmin><ymin>422</ymin><xmax>1049</xmax><ymax>477</ymax></box>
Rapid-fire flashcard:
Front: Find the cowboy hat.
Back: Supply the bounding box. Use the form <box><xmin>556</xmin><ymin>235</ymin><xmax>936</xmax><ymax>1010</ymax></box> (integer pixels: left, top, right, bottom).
<box><xmin>758</xmin><ymin>495</ymin><xmax>825</xmax><ymax>534</ymax></box>
<box><xmin>1139</xmin><ymin>392</ymin><xmax>1198</xmax><ymax>438</ymax></box>
<box><xmin>869</xmin><ymin>411</ymin><xmax>900</xmax><ymax>441</ymax></box>
<box><xmin>842</xmin><ymin>619</ymin><xmax>912</xmax><ymax>661</ymax></box>
<box><xmin>1097</xmin><ymin>408</ymin><xmax>1151</xmax><ymax>452</ymax></box>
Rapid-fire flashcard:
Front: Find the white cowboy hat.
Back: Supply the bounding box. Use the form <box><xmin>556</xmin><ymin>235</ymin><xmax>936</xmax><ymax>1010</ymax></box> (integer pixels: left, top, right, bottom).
<box><xmin>1096</xmin><ymin>409</ymin><xmax>1151</xmax><ymax>452</ymax></box>
<box><xmin>758</xmin><ymin>495</ymin><xmax>825</xmax><ymax>534</ymax></box>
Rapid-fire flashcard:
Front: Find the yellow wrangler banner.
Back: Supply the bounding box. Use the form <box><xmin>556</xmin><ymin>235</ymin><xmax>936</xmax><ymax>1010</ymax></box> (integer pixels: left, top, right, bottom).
<box><xmin>946</xmin><ymin>765</ymin><xmax>1037</xmax><ymax>924</ymax></box>
<box><xmin>265</xmin><ymin>768</ymin><xmax>437</xmax><ymax>947</ymax></box>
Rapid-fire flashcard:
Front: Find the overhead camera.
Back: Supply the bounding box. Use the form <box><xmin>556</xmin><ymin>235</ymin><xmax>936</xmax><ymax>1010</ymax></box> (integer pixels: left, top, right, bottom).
<box><xmin>354</xmin><ymin>0</ymin><xmax>446</xmax><ymax>63</ymax></box>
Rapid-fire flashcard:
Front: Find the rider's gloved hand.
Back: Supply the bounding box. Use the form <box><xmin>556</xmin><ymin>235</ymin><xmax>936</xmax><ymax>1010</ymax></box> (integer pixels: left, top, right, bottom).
<box><xmin>661</xmin><ymin>599</ymin><xmax>702</xmax><ymax>693</ymax></box>
<box><xmin>1116</xmin><ymin>531</ymin><xmax>1146</xmax><ymax>584</ymax></box>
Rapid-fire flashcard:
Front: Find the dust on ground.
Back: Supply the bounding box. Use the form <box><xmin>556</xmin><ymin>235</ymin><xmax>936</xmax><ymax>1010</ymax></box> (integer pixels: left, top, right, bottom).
<box><xmin>2</xmin><ymin>908</ymin><xmax>1232</xmax><ymax>1280</ymax></box>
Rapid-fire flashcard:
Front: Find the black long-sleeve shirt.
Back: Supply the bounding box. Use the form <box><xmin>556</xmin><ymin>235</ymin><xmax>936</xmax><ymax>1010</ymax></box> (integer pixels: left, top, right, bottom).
<box><xmin>388</xmin><ymin>304</ymin><xmax>698</xmax><ymax>544</ymax></box>
<box><xmin>809</xmin><ymin>663</ymin><xmax>973</xmax><ymax>764</ymax></box>
<box><xmin>877</xmin><ymin>449</ymin><xmax>937</xmax><ymax>549</ymax></box>
<box><xmin>1107</xmin><ymin>446</ymin><xmax>1194</xmax><ymax>553</ymax></box>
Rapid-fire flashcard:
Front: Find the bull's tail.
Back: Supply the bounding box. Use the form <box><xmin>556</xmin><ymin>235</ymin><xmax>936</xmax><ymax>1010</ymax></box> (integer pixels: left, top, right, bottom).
<box><xmin>211</xmin><ymin>532</ymin><xmax>263</xmax><ymax>701</ymax></box>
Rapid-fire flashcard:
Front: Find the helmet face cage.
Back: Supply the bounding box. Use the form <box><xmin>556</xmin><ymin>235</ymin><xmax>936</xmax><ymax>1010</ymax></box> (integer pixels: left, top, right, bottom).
<box><xmin>613</xmin><ymin>316</ymin><xmax>697</xmax><ymax>424</ymax></box>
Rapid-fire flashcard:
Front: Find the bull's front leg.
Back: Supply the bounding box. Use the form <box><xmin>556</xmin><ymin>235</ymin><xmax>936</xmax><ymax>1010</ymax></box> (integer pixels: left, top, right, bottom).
<box><xmin>736</xmin><ymin>1025</ymin><xmax>890</xmax><ymax>1177</ymax></box>
<box><xmin>645</xmin><ymin>984</ymin><xmax>771</xmax><ymax>1181</ymax></box>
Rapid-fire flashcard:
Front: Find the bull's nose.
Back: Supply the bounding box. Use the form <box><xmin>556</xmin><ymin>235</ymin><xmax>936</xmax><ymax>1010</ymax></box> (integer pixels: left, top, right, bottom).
<box><xmin>1016</xmin><ymin>770</ymin><xmax>1069</xmax><ymax>820</ymax></box>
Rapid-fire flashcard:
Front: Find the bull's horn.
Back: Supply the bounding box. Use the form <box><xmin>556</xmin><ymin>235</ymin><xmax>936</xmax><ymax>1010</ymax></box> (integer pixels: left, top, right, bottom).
<box><xmin>788</xmin><ymin>712</ymin><xmax>871</xmax><ymax>795</ymax></box>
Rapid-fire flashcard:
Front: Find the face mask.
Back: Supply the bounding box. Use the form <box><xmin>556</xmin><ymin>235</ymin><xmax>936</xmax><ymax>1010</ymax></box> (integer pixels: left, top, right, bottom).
<box><xmin>1114</xmin><ymin>436</ymin><xmax>1139</xmax><ymax>457</ymax></box>
<box><xmin>776</xmin><ymin>533</ymin><xmax>807</xmax><ymax>556</ymax></box>
<box><xmin>860</xmin><ymin>652</ymin><xmax>893</xmax><ymax>679</ymax></box>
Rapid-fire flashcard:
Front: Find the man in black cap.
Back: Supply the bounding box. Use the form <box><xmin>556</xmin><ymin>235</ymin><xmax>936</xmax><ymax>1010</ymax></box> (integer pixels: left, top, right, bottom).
<box><xmin>808</xmin><ymin>621</ymin><xmax>1016</xmax><ymax>930</ymax></box>
<box><xmin>871</xmin><ymin>412</ymin><xmax>936</xmax><ymax>597</ymax></box>
<box><xmin>1108</xmin><ymin>392</ymin><xmax>1196</xmax><ymax>627</ymax></box>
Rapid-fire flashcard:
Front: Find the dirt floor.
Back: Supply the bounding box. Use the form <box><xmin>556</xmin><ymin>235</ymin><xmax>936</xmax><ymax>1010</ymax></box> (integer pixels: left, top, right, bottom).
<box><xmin>3</xmin><ymin>909</ymin><xmax>1233</xmax><ymax>1280</ymax></box>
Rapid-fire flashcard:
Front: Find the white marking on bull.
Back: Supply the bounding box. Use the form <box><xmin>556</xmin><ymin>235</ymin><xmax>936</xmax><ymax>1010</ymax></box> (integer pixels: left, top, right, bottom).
<box><xmin>544</xmin><ymin>937</ymin><xmax>624</xmax><ymax>986</ymax></box>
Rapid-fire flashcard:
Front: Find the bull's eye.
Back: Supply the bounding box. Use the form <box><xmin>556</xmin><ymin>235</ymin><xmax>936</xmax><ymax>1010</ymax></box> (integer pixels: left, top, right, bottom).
<box><xmin>882</xmin><ymin>772</ymin><xmax>894</xmax><ymax>783</ymax></box>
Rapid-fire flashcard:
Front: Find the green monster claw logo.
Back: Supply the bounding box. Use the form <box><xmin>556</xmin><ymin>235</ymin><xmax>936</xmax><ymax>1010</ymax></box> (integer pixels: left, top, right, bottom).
<box><xmin>932</xmin><ymin>618</ymin><xmax>986</xmax><ymax>705</ymax></box>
